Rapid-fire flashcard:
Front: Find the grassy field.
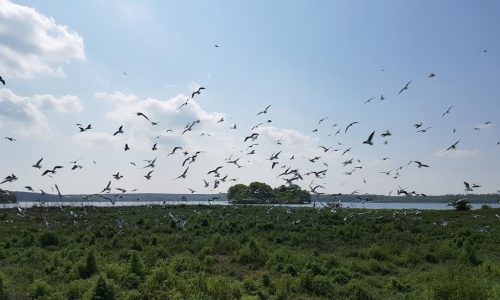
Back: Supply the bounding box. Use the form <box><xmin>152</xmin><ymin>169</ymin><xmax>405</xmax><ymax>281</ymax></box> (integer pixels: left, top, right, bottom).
<box><xmin>0</xmin><ymin>205</ymin><xmax>499</xmax><ymax>299</ymax></box>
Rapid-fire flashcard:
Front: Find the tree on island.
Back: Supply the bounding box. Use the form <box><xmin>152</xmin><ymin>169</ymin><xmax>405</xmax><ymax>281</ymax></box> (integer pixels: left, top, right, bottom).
<box><xmin>0</xmin><ymin>191</ymin><xmax>16</xmax><ymax>203</ymax></box>
<box><xmin>227</xmin><ymin>182</ymin><xmax>311</xmax><ymax>204</ymax></box>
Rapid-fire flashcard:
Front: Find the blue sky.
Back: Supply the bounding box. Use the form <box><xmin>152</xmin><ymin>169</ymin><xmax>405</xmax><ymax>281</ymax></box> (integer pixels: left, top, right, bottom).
<box><xmin>0</xmin><ymin>0</ymin><xmax>499</xmax><ymax>196</ymax></box>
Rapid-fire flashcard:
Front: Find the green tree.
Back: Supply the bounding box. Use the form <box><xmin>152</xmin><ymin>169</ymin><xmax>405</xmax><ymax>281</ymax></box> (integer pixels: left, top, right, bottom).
<box><xmin>0</xmin><ymin>274</ymin><xmax>7</xmax><ymax>300</ymax></box>
<box><xmin>227</xmin><ymin>184</ymin><xmax>249</xmax><ymax>201</ymax></box>
<box><xmin>79</xmin><ymin>250</ymin><xmax>98</xmax><ymax>279</ymax></box>
<box><xmin>91</xmin><ymin>275</ymin><xmax>115</xmax><ymax>300</ymax></box>
<box><xmin>248</xmin><ymin>182</ymin><xmax>274</xmax><ymax>201</ymax></box>
<box><xmin>129</xmin><ymin>252</ymin><xmax>145</xmax><ymax>277</ymax></box>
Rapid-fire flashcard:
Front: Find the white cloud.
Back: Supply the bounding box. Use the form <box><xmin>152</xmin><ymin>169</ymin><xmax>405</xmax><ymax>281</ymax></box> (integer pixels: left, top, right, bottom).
<box><xmin>0</xmin><ymin>88</ymin><xmax>82</xmax><ymax>136</ymax></box>
<box><xmin>33</xmin><ymin>94</ymin><xmax>83</xmax><ymax>113</ymax></box>
<box><xmin>72</xmin><ymin>131</ymin><xmax>121</xmax><ymax>148</ymax></box>
<box><xmin>0</xmin><ymin>0</ymin><xmax>85</xmax><ymax>79</ymax></box>
<box><xmin>95</xmin><ymin>91</ymin><xmax>139</xmax><ymax>104</ymax></box>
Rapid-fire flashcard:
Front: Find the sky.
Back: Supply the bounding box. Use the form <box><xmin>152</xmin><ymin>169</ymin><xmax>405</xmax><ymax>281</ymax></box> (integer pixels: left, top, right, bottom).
<box><xmin>0</xmin><ymin>0</ymin><xmax>499</xmax><ymax>196</ymax></box>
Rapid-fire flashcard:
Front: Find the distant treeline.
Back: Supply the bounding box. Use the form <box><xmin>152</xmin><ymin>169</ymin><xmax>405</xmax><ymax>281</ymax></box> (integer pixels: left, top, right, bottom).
<box><xmin>228</xmin><ymin>182</ymin><xmax>311</xmax><ymax>204</ymax></box>
<box><xmin>10</xmin><ymin>191</ymin><xmax>500</xmax><ymax>204</ymax></box>
<box><xmin>0</xmin><ymin>191</ymin><xmax>16</xmax><ymax>203</ymax></box>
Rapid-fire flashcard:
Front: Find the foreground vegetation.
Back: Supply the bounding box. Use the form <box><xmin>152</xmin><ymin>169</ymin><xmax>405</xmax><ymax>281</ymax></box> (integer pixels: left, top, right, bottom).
<box><xmin>0</xmin><ymin>205</ymin><xmax>499</xmax><ymax>299</ymax></box>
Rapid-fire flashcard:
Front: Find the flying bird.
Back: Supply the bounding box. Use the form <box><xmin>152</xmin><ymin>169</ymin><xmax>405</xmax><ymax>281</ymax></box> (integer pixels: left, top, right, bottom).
<box><xmin>0</xmin><ymin>75</ymin><xmax>5</xmax><ymax>85</ymax></box>
<box><xmin>257</xmin><ymin>105</ymin><xmax>271</xmax><ymax>116</ymax></box>
<box><xmin>191</xmin><ymin>87</ymin><xmax>206</xmax><ymax>98</ymax></box>
<box><xmin>364</xmin><ymin>97</ymin><xmax>374</xmax><ymax>104</ymax></box>
<box><xmin>441</xmin><ymin>106</ymin><xmax>453</xmax><ymax>118</ymax></box>
<box><xmin>345</xmin><ymin>122</ymin><xmax>359</xmax><ymax>134</ymax></box>
<box><xmin>443</xmin><ymin>140</ymin><xmax>460</xmax><ymax>152</ymax></box>
<box><xmin>113</xmin><ymin>125</ymin><xmax>124</xmax><ymax>136</ymax></box>
<box><xmin>4</xmin><ymin>137</ymin><xmax>15</xmax><ymax>142</ymax></box>
<box><xmin>413</xmin><ymin>161</ymin><xmax>429</xmax><ymax>168</ymax></box>
<box><xmin>175</xmin><ymin>167</ymin><xmax>189</xmax><ymax>180</ymax></box>
<box><xmin>135</xmin><ymin>112</ymin><xmax>150</xmax><ymax>121</ymax></box>
<box><xmin>32</xmin><ymin>158</ymin><xmax>43</xmax><ymax>169</ymax></box>
<box><xmin>362</xmin><ymin>131</ymin><xmax>375</xmax><ymax>145</ymax></box>
<box><xmin>428</xmin><ymin>73</ymin><xmax>436</xmax><ymax>78</ymax></box>
<box><xmin>398</xmin><ymin>80</ymin><xmax>412</xmax><ymax>95</ymax></box>
<box><xmin>144</xmin><ymin>170</ymin><xmax>154</xmax><ymax>180</ymax></box>
<box><xmin>124</xmin><ymin>144</ymin><xmax>130</xmax><ymax>151</ymax></box>
<box><xmin>100</xmin><ymin>181</ymin><xmax>111</xmax><ymax>193</ymax></box>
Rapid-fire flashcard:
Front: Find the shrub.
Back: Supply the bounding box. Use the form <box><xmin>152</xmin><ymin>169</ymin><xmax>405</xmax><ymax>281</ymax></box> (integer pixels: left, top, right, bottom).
<box><xmin>129</xmin><ymin>252</ymin><xmax>145</xmax><ymax>278</ymax></box>
<box><xmin>30</xmin><ymin>279</ymin><xmax>53</xmax><ymax>299</ymax></box>
<box><xmin>78</xmin><ymin>250</ymin><xmax>98</xmax><ymax>279</ymax></box>
<box><xmin>91</xmin><ymin>275</ymin><xmax>115</xmax><ymax>300</ymax></box>
<box><xmin>38</xmin><ymin>232</ymin><xmax>59</xmax><ymax>248</ymax></box>
<box><xmin>0</xmin><ymin>274</ymin><xmax>7</xmax><ymax>300</ymax></box>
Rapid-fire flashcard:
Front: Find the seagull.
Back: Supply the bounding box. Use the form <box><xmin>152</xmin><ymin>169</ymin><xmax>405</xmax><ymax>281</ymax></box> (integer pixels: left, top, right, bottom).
<box><xmin>362</xmin><ymin>131</ymin><xmax>375</xmax><ymax>145</ymax></box>
<box><xmin>207</xmin><ymin>166</ymin><xmax>223</xmax><ymax>175</ymax></box>
<box><xmin>144</xmin><ymin>170</ymin><xmax>154</xmax><ymax>180</ymax></box>
<box><xmin>124</xmin><ymin>144</ymin><xmax>130</xmax><ymax>151</ymax></box>
<box><xmin>413</xmin><ymin>161</ymin><xmax>429</xmax><ymax>168</ymax></box>
<box><xmin>4</xmin><ymin>137</ymin><xmax>15</xmax><ymax>142</ymax></box>
<box><xmin>135</xmin><ymin>112</ymin><xmax>150</xmax><ymax>121</ymax></box>
<box><xmin>168</xmin><ymin>146</ymin><xmax>183</xmax><ymax>156</ymax></box>
<box><xmin>318</xmin><ymin>117</ymin><xmax>329</xmax><ymax>124</ymax></box>
<box><xmin>188</xmin><ymin>188</ymin><xmax>196</xmax><ymax>194</ymax></box>
<box><xmin>428</xmin><ymin>73</ymin><xmax>436</xmax><ymax>78</ymax></box>
<box><xmin>112</xmin><ymin>172</ymin><xmax>123</xmax><ymax>180</ymax></box>
<box><xmin>319</xmin><ymin>146</ymin><xmax>331</xmax><ymax>152</ymax></box>
<box><xmin>113</xmin><ymin>125</ymin><xmax>124</xmax><ymax>136</ymax></box>
<box><xmin>380</xmin><ymin>95</ymin><xmax>385</xmax><ymax>101</ymax></box>
<box><xmin>398</xmin><ymin>80</ymin><xmax>412</xmax><ymax>95</ymax></box>
<box><xmin>54</xmin><ymin>184</ymin><xmax>63</xmax><ymax>198</ymax></box>
<box><xmin>0</xmin><ymin>76</ymin><xmax>5</xmax><ymax>85</ymax></box>
<box><xmin>100</xmin><ymin>181</ymin><xmax>111</xmax><ymax>193</ymax></box>
<box><xmin>441</xmin><ymin>106</ymin><xmax>453</xmax><ymax>118</ymax></box>
<box><xmin>32</xmin><ymin>158</ymin><xmax>43</xmax><ymax>169</ymax></box>
<box><xmin>444</xmin><ymin>140</ymin><xmax>460</xmax><ymax>152</ymax></box>
<box><xmin>244</xmin><ymin>133</ymin><xmax>259</xmax><ymax>142</ymax></box>
<box><xmin>152</xmin><ymin>143</ymin><xmax>158</xmax><ymax>151</ymax></box>
<box><xmin>191</xmin><ymin>87</ymin><xmax>206</xmax><ymax>98</ymax></box>
<box><xmin>416</xmin><ymin>127</ymin><xmax>431</xmax><ymax>133</ymax></box>
<box><xmin>413</xmin><ymin>123</ymin><xmax>423</xmax><ymax>129</ymax></box>
<box><xmin>257</xmin><ymin>105</ymin><xmax>271</xmax><ymax>116</ymax></box>
<box><xmin>345</xmin><ymin>122</ymin><xmax>359</xmax><ymax>134</ymax></box>
<box><xmin>42</xmin><ymin>166</ymin><xmax>63</xmax><ymax>176</ymax></box>
<box><xmin>364</xmin><ymin>97</ymin><xmax>374</xmax><ymax>104</ymax></box>
<box><xmin>175</xmin><ymin>167</ymin><xmax>189</xmax><ymax>180</ymax></box>
<box><xmin>464</xmin><ymin>181</ymin><xmax>473</xmax><ymax>192</ymax></box>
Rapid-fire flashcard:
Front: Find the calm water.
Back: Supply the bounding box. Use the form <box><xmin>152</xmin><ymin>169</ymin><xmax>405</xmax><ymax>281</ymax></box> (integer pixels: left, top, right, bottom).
<box><xmin>1</xmin><ymin>200</ymin><xmax>499</xmax><ymax>210</ymax></box>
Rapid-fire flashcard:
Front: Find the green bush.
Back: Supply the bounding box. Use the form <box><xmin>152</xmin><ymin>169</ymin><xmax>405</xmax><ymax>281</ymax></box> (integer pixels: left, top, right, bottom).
<box><xmin>38</xmin><ymin>232</ymin><xmax>59</xmax><ymax>248</ymax></box>
<box><xmin>91</xmin><ymin>275</ymin><xmax>115</xmax><ymax>300</ymax></box>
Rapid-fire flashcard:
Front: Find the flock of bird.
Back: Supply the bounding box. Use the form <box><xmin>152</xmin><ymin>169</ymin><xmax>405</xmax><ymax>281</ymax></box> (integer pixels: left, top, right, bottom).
<box><xmin>1</xmin><ymin>48</ymin><xmax>499</xmax><ymax>207</ymax></box>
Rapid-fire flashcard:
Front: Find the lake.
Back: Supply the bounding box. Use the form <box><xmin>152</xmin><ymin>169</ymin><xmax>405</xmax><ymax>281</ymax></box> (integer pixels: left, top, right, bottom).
<box><xmin>1</xmin><ymin>200</ymin><xmax>499</xmax><ymax>210</ymax></box>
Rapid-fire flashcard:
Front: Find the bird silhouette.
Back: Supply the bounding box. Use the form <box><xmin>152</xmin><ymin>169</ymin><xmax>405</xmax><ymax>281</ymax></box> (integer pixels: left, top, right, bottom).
<box><xmin>124</xmin><ymin>144</ymin><xmax>130</xmax><ymax>151</ymax></box>
<box><xmin>32</xmin><ymin>158</ymin><xmax>43</xmax><ymax>169</ymax></box>
<box><xmin>428</xmin><ymin>73</ymin><xmax>436</xmax><ymax>78</ymax></box>
<box><xmin>257</xmin><ymin>105</ymin><xmax>271</xmax><ymax>115</ymax></box>
<box><xmin>191</xmin><ymin>87</ymin><xmax>206</xmax><ymax>98</ymax></box>
<box><xmin>113</xmin><ymin>125</ymin><xmax>124</xmax><ymax>136</ymax></box>
<box><xmin>362</xmin><ymin>131</ymin><xmax>375</xmax><ymax>145</ymax></box>
<box><xmin>444</xmin><ymin>140</ymin><xmax>460</xmax><ymax>152</ymax></box>
<box><xmin>4</xmin><ymin>137</ymin><xmax>15</xmax><ymax>142</ymax></box>
<box><xmin>345</xmin><ymin>122</ymin><xmax>359</xmax><ymax>133</ymax></box>
<box><xmin>144</xmin><ymin>170</ymin><xmax>154</xmax><ymax>180</ymax></box>
<box><xmin>441</xmin><ymin>106</ymin><xmax>453</xmax><ymax>118</ymax></box>
<box><xmin>135</xmin><ymin>112</ymin><xmax>150</xmax><ymax>121</ymax></box>
<box><xmin>0</xmin><ymin>75</ymin><xmax>5</xmax><ymax>85</ymax></box>
<box><xmin>175</xmin><ymin>167</ymin><xmax>189</xmax><ymax>180</ymax></box>
<box><xmin>398</xmin><ymin>80</ymin><xmax>412</xmax><ymax>95</ymax></box>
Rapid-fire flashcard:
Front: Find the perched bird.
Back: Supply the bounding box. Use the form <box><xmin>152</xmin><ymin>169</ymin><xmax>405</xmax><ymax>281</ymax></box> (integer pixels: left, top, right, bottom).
<box><xmin>398</xmin><ymin>80</ymin><xmax>412</xmax><ymax>95</ymax></box>
<box><xmin>362</xmin><ymin>131</ymin><xmax>375</xmax><ymax>145</ymax></box>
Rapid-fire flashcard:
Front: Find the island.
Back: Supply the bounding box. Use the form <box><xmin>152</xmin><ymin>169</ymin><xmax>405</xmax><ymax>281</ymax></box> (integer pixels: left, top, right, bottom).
<box><xmin>227</xmin><ymin>182</ymin><xmax>311</xmax><ymax>204</ymax></box>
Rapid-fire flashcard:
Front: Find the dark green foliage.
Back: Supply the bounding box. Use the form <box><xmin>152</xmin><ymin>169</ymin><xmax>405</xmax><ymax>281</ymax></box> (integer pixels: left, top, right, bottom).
<box><xmin>0</xmin><ymin>192</ymin><xmax>16</xmax><ymax>203</ymax></box>
<box><xmin>91</xmin><ymin>275</ymin><xmax>115</xmax><ymax>300</ymax></box>
<box><xmin>228</xmin><ymin>182</ymin><xmax>310</xmax><ymax>204</ymax></box>
<box><xmin>450</xmin><ymin>198</ymin><xmax>472</xmax><ymax>211</ymax></box>
<box><xmin>0</xmin><ymin>206</ymin><xmax>498</xmax><ymax>299</ymax></box>
<box><xmin>78</xmin><ymin>250</ymin><xmax>98</xmax><ymax>279</ymax></box>
<box><xmin>0</xmin><ymin>274</ymin><xmax>6</xmax><ymax>300</ymax></box>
